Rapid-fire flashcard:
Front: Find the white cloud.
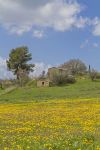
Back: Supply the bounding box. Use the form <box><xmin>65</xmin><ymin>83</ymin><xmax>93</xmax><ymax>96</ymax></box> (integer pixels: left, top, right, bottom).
<box><xmin>92</xmin><ymin>17</ymin><xmax>100</xmax><ymax>36</ymax></box>
<box><xmin>33</xmin><ymin>30</ymin><xmax>45</xmax><ymax>38</ymax></box>
<box><xmin>80</xmin><ymin>38</ymin><xmax>99</xmax><ymax>49</ymax></box>
<box><xmin>0</xmin><ymin>56</ymin><xmax>51</xmax><ymax>79</ymax></box>
<box><xmin>30</xmin><ymin>62</ymin><xmax>51</xmax><ymax>78</ymax></box>
<box><xmin>9</xmin><ymin>25</ymin><xmax>32</xmax><ymax>35</ymax></box>
<box><xmin>0</xmin><ymin>57</ymin><xmax>14</xmax><ymax>80</ymax></box>
<box><xmin>0</xmin><ymin>0</ymin><xmax>88</xmax><ymax>35</ymax></box>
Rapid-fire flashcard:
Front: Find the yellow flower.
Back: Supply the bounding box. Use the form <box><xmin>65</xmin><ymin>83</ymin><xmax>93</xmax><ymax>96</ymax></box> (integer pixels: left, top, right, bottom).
<box><xmin>96</xmin><ymin>148</ymin><xmax>100</xmax><ymax>150</ymax></box>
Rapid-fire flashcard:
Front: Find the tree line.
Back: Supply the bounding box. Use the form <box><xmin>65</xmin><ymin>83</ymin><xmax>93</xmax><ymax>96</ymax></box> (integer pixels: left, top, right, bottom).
<box><xmin>3</xmin><ymin>46</ymin><xmax>100</xmax><ymax>87</ymax></box>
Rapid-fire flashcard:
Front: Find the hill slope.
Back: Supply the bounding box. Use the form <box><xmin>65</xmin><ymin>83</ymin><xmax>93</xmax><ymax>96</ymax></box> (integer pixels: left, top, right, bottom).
<box><xmin>0</xmin><ymin>79</ymin><xmax>100</xmax><ymax>103</ymax></box>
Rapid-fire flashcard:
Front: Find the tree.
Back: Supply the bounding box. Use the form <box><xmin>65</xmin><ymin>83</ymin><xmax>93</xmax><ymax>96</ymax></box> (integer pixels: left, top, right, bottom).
<box><xmin>89</xmin><ymin>69</ymin><xmax>97</xmax><ymax>81</ymax></box>
<box><xmin>60</xmin><ymin>59</ymin><xmax>87</xmax><ymax>75</ymax></box>
<box><xmin>7</xmin><ymin>46</ymin><xmax>35</xmax><ymax>80</ymax></box>
<box><xmin>51</xmin><ymin>71</ymin><xmax>76</xmax><ymax>86</ymax></box>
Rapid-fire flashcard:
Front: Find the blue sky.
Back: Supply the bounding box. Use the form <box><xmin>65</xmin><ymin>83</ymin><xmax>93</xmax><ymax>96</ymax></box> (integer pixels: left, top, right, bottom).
<box><xmin>0</xmin><ymin>0</ymin><xmax>100</xmax><ymax>79</ymax></box>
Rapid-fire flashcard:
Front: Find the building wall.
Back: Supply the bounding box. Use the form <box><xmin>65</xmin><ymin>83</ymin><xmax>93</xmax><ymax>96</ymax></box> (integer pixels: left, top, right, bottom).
<box><xmin>37</xmin><ymin>80</ymin><xmax>50</xmax><ymax>87</ymax></box>
<box><xmin>48</xmin><ymin>67</ymin><xmax>68</xmax><ymax>81</ymax></box>
<box><xmin>48</xmin><ymin>67</ymin><xmax>59</xmax><ymax>81</ymax></box>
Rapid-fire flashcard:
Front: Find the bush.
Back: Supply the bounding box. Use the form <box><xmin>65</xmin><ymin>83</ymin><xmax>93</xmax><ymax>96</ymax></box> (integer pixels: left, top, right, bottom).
<box><xmin>96</xmin><ymin>73</ymin><xmax>100</xmax><ymax>79</ymax></box>
<box><xmin>66</xmin><ymin>75</ymin><xmax>76</xmax><ymax>84</ymax></box>
<box><xmin>51</xmin><ymin>72</ymin><xmax>76</xmax><ymax>86</ymax></box>
<box><xmin>89</xmin><ymin>69</ymin><xmax>98</xmax><ymax>81</ymax></box>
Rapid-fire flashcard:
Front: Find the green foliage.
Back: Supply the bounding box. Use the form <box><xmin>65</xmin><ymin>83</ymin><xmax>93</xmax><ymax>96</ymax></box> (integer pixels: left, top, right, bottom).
<box><xmin>51</xmin><ymin>71</ymin><xmax>76</xmax><ymax>86</ymax></box>
<box><xmin>7</xmin><ymin>46</ymin><xmax>35</xmax><ymax>80</ymax></box>
<box><xmin>66</xmin><ymin>75</ymin><xmax>76</xmax><ymax>84</ymax></box>
<box><xmin>51</xmin><ymin>71</ymin><xmax>67</xmax><ymax>85</ymax></box>
<box><xmin>0</xmin><ymin>82</ymin><xmax>3</xmax><ymax>89</ymax></box>
<box><xmin>96</xmin><ymin>73</ymin><xmax>100</xmax><ymax>79</ymax></box>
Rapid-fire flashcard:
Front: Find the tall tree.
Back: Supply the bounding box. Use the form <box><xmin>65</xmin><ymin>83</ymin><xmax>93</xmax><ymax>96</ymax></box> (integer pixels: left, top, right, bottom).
<box><xmin>7</xmin><ymin>46</ymin><xmax>35</xmax><ymax>80</ymax></box>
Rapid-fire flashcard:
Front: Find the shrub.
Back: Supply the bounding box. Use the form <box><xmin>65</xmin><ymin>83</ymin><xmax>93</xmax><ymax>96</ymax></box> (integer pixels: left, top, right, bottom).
<box><xmin>96</xmin><ymin>73</ymin><xmax>100</xmax><ymax>79</ymax></box>
<box><xmin>89</xmin><ymin>69</ymin><xmax>98</xmax><ymax>81</ymax></box>
<box><xmin>51</xmin><ymin>72</ymin><xmax>76</xmax><ymax>86</ymax></box>
<box><xmin>66</xmin><ymin>75</ymin><xmax>76</xmax><ymax>84</ymax></box>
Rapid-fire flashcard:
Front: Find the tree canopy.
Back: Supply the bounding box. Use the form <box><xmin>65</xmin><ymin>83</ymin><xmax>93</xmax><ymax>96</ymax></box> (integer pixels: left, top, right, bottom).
<box><xmin>7</xmin><ymin>46</ymin><xmax>35</xmax><ymax>80</ymax></box>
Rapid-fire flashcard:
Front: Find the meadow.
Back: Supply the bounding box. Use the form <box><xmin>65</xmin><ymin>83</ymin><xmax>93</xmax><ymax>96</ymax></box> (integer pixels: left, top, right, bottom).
<box><xmin>0</xmin><ymin>79</ymin><xmax>100</xmax><ymax>149</ymax></box>
<box><xmin>0</xmin><ymin>79</ymin><xmax>100</xmax><ymax>103</ymax></box>
<box><xmin>0</xmin><ymin>99</ymin><xmax>100</xmax><ymax>150</ymax></box>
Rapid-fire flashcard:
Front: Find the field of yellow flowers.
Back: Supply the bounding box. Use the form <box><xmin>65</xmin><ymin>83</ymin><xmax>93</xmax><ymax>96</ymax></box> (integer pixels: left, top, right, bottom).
<box><xmin>0</xmin><ymin>99</ymin><xmax>100</xmax><ymax>150</ymax></box>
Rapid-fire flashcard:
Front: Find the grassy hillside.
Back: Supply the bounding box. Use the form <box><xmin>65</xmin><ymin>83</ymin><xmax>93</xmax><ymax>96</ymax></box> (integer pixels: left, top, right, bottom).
<box><xmin>0</xmin><ymin>79</ymin><xmax>100</xmax><ymax>103</ymax></box>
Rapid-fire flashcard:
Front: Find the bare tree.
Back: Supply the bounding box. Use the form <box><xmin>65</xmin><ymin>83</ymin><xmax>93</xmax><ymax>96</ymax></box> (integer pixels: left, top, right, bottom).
<box><xmin>60</xmin><ymin>59</ymin><xmax>87</xmax><ymax>75</ymax></box>
<box><xmin>89</xmin><ymin>69</ymin><xmax>97</xmax><ymax>81</ymax></box>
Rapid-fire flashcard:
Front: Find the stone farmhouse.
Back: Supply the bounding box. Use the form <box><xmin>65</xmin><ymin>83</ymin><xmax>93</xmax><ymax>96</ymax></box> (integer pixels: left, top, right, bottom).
<box><xmin>37</xmin><ymin>67</ymin><xmax>68</xmax><ymax>87</ymax></box>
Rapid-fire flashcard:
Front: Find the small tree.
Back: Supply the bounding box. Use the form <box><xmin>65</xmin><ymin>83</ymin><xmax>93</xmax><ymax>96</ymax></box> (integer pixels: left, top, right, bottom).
<box><xmin>89</xmin><ymin>69</ymin><xmax>97</xmax><ymax>81</ymax></box>
<box><xmin>16</xmin><ymin>68</ymin><xmax>30</xmax><ymax>86</ymax></box>
<box><xmin>7</xmin><ymin>46</ymin><xmax>35</xmax><ymax>83</ymax></box>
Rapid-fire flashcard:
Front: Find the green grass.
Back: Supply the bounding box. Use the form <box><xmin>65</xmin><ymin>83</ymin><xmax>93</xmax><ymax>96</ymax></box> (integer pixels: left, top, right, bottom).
<box><xmin>0</xmin><ymin>79</ymin><xmax>100</xmax><ymax>103</ymax></box>
<box><xmin>0</xmin><ymin>88</ymin><xmax>3</xmax><ymax>93</ymax></box>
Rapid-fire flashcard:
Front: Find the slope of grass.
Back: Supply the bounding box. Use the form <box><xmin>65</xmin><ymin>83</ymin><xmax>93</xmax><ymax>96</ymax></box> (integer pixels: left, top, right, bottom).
<box><xmin>0</xmin><ymin>86</ymin><xmax>17</xmax><ymax>96</ymax></box>
<box><xmin>0</xmin><ymin>79</ymin><xmax>100</xmax><ymax>103</ymax></box>
<box><xmin>0</xmin><ymin>89</ymin><xmax>2</xmax><ymax>93</ymax></box>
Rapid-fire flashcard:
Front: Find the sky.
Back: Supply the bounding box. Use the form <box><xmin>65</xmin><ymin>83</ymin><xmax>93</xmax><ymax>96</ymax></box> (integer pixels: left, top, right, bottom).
<box><xmin>0</xmin><ymin>0</ymin><xmax>100</xmax><ymax>79</ymax></box>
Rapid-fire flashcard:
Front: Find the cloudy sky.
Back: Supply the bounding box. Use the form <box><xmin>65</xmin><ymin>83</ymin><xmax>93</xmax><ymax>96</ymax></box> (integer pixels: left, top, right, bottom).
<box><xmin>0</xmin><ymin>0</ymin><xmax>100</xmax><ymax>79</ymax></box>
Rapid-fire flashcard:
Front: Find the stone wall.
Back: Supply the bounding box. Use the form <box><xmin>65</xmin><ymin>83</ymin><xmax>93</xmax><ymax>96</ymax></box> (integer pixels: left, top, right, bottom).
<box><xmin>37</xmin><ymin>79</ymin><xmax>50</xmax><ymax>87</ymax></box>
